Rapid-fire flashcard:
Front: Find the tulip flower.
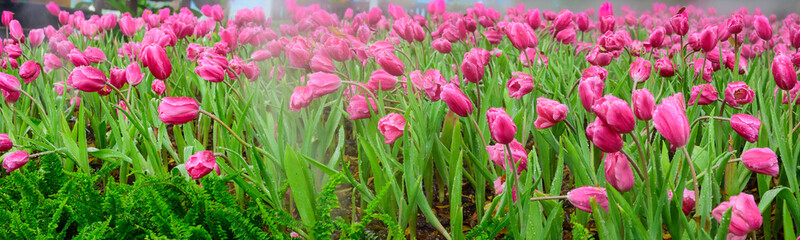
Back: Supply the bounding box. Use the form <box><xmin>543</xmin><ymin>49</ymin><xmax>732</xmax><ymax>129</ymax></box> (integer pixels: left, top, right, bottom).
<box><xmin>689</xmin><ymin>84</ymin><xmax>719</xmax><ymax>106</ymax></box>
<box><xmin>553</xmin><ymin>9</ymin><xmax>573</xmax><ymax>33</ymax></box>
<box><xmin>84</xmin><ymin>47</ymin><xmax>107</xmax><ymax>63</ymax></box>
<box><xmin>19</xmin><ymin>61</ymin><xmax>40</xmax><ymax>84</ymax></box>
<box><xmin>741</xmin><ymin>148</ymin><xmax>779</xmax><ymax>177</ymax></box>
<box><xmin>68</xmin><ymin>49</ymin><xmax>90</xmax><ymax>67</ymax></box>
<box><xmin>579</xmin><ymin>77</ymin><xmax>605</xmax><ymax>112</ymax></box>
<box><xmin>632</xmin><ymin>89</ymin><xmax>655</xmax><ymax>121</ymax></box>
<box><xmin>586</xmin><ymin>118</ymin><xmax>624</xmax><ymax>153</ymax></box>
<box><xmin>670</xmin><ymin>13</ymin><xmax>689</xmax><ymax>36</ymax></box>
<box><xmin>712</xmin><ymin>193</ymin><xmax>762</xmax><ymax>237</ymax></box>
<box><xmin>2</xmin><ymin>150</ymin><xmax>28</xmax><ymax>173</ymax></box>
<box><xmin>289</xmin><ymin>86</ymin><xmax>313</xmax><ymax>112</ymax></box>
<box><xmin>772</xmin><ymin>54</ymin><xmax>797</xmax><ymax>91</ymax></box>
<box><xmin>125</xmin><ymin>63</ymin><xmax>144</xmax><ymax>86</ymax></box>
<box><xmin>185</xmin><ymin>151</ymin><xmax>220</xmax><ymax>180</ymax></box>
<box><xmin>493</xmin><ymin>176</ymin><xmax>517</xmax><ymax>202</ymax></box>
<box><xmin>67</xmin><ymin>66</ymin><xmax>108</xmax><ymax>92</ymax></box>
<box><xmin>440</xmin><ymin>83</ymin><xmax>474</xmax><ymax>117</ymax></box>
<box><xmin>655</xmin><ymin>58</ymin><xmax>675</xmax><ymax>78</ymax></box>
<box><xmin>604</xmin><ymin>152</ymin><xmax>635</xmax><ymax>192</ymax></box>
<box><xmin>70</xmin><ymin>97</ymin><xmax>81</xmax><ymax>110</ymax></box>
<box><xmin>486</xmin><ymin>139</ymin><xmax>528</xmax><ymax>174</ymax></box>
<box><xmin>367</xmin><ymin>69</ymin><xmax>398</xmax><ymax>91</ymax></box>
<box><xmin>582</xmin><ymin>66</ymin><xmax>608</xmax><ymax>81</ymax></box>
<box><xmin>306</xmin><ymin>72</ymin><xmax>341</xmax><ymax>98</ymax></box>
<box><xmin>309</xmin><ymin>55</ymin><xmax>335</xmax><ymax>73</ymax></box>
<box><xmin>699</xmin><ymin>27</ymin><xmax>718</xmax><ymax>52</ymax></box>
<box><xmin>0</xmin><ymin>134</ymin><xmax>11</xmax><ymax>151</ymax></box>
<box><xmin>526</xmin><ymin>9</ymin><xmax>541</xmax><ymax>29</ymax></box>
<box><xmin>195</xmin><ymin>62</ymin><xmax>226</xmax><ymax>82</ymax></box>
<box><xmin>519</xmin><ymin>48</ymin><xmax>549</xmax><ymax>67</ymax></box>
<box><xmin>151</xmin><ymin>79</ymin><xmax>166</xmax><ymax>95</ymax></box>
<box><xmin>754</xmin><ymin>15</ymin><xmax>772</xmax><ymax>41</ymax></box>
<box><xmin>141</xmin><ymin>44</ymin><xmax>172</xmax><ymax>80</ymax></box>
<box><xmin>45</xmin><ymin>2</ymin><xmax>60</xmax><ymax>16</ymax></box>
<box><xmin>461</xmin><ymin>51</ymin><xmax>486</xmax><ymax>83</ymax></box>
<box><xmin>346</xmin><ymin>95</ymin><xmax>378</xmax><ymax>120</ymax></box>
<box><xmin>724</xmin><ymin>81</ymin><xmax>755</xmax><ymax>107</ymax></box>
<box><xmin>432</xmin><ymin>38</ymin><xmax>452</xmax><ymax>54</ymax></box>
<box><xmin>575</xmin><ymin>12</ymin><xmax>589</xmax><ymax>32</ymax></box>
<box><xmin>323</xmin><ymin>37</ymin><xmax>351</xmax><ymax>62</ymax></box>
<box><xmin>535</xmin><ymin>97</ymin><xmax>568</xmax><ymax>129</ymax></box>
<box><xmin>568</xmin><ymin>186</ymin><xmax>609</xmax><ymax>212</ymax></box>
<box><xmin>109</xmin><ymin>67</ymin><xmax>127</xmax><ymax>89</ymax></box>
<box><xmin>653</xmin><ymin>93</ymin><xmax>690</xmax><ymax>148</ymax></box>
<box><xmin>505</xmin><ymin>22</ymin><xmax>538</xmax><ymax>50</ymax></box>
<box><xmin>599</xmin><ymin>15</ymin><xmax>615</xmax><ymax>33</ymax></box>
<box><xmin>28</xmin><ymin>29</ymin><xmax>44</xmax><ymax>47</ymax></box>
<box><xmin>586</xmin><ymin>46</ymin><xmax>613</xmax><ymax>66</ymax></box>
<box><xmin>507</xmin><ymin>72</ymin><xmax>533</xmax><ymax>100</ymax></box>
<box><xmin>629</xmin><ymin>57</ymin><xmax>652</xmax><ymax>83</ymax></box>
<box><xmin>728</xmin><ymin>15</ymin><xmax>744</xmax><ymax>34</ymax></box>
<box><xmin>730</xmin><ymin>113</ymin><xmax>761</xmax><ymax>143</ymax></box>
<box><xmin>649</xmin><ymin>27</ymin><xmax>666</xmax><ymax>48</ymax></box>
<box><xmin>378</xmin><ymin>113</ymin><xmax>406</xmax><ymax>144</ymax></box>
<box><xmin>592</xmin><ymin>95</ymin><xmax>635</xmax><ymax>134</ymax></box>
<box><xmin>157</xmin><ymin>97</ymin><xmax>200</xmax><ymax>125</ymax></box>
<box><xmin>375</xmin><ymin>53</ymin><xmax>406</xmax><ymax>77</ymax></box>
<box><xmin>8</xmin><ymin>20</ymin><xmax>22</xmax><ymax>42</ymax></box>
<box><xmin>487</xmin><ymin>108</ymin><xmax>517</xmax><ymax>144</ymax></box>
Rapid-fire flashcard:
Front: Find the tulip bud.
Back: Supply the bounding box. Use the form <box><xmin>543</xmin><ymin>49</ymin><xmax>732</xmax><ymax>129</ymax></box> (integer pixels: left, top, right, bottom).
<box><xmin>505</xmin><ymin>22</ymin><xmax>538</xmax><ymax>50</ymax></box>
<box><xmin>432</xmin><ymin>38</ymin><xmax>452</xmax><ymax>54</ymax></box>
<box><xmin>582</xmin><ymin>66</ymin><xmax>609</xmax><ymax>80</ymax></box>
<box><xmin>567</xmin><ymin>186</ymin><xmax>609</xmax><ymax>212</ymax></box>
<box><xmin>67</xmin><ymin>66</ymin><xmax>108</xmax><ymax>92</ymax></box>
<box><xmin>632</xmin><ymin>89</ymin><xmax>655</xmax><ymax>121</ymax></box>
<box><xmin>440</xmin><ymin>83</ymin><xmax>474</xmax><ymax>117</ymax></box>
<box><xmin>8</xmin><ymin>20</ymin><xmax>22</xmax><ymax>41</ymax></box>
<box><xmin>587</xmin><ymin>118</ymin><xmax>624</xmax><ymax>153</ymax></box>
<box><xmin>346</xmin><ymin>95</ymin><xmax>378</xmax><ymax>120</ymax></box>
<box><xmin>487</xmin><ymin>108</ymin><xmax>517</xmax><ymax>144</ymax></box>
<box><xmin>2</xmin><ymin>150</ymin><xmax>28</xmax><ymax>173</ymax></box>
<box><xmin>670</xmin><ymin>13</ymin><xmax>689</xmax><ymax>36</ymax></box>
<box><xmin>375</xmin><ymin>53</ymin><xmax>406</xmax><ymax>77</ymax></box>
<box><xmin>629</xmin><ymin>57</ymin><xmax>652</xmax><ymax>83</ymax></box>
<box><xmin>306</xmin><ymin>72</ymin><xmax>341</xmax><ymax>98</ymax></box>
<box><xmin>526</xmin><ymin>9</ymin><xmax>541</xmax><ymax>29</ymax></box>
<box><xmin>289</xmin><ymin>86</ymin><xmax>313</xmax><ymax>112</ymax></box>
<box><xmin>754</xmin><ymin>15</ymin><xmax>772</xmax><ymax>41</ymax></box>
<box><xmin>367</xmin><ymin>69</ymin><xmax>398</xmax><ymax>91</ymax></box>
<box><xmin>535</xmin><ymin>97</ymin><xmax>568</xmax><ymax>129</ymax></box>
<box><xmin>712</xmin><ymin>194</ymin><xmax>762</xmax><ymax>237</ymax></box>
<box><xmin>688</xmin><ymin>84</ymin><xmax>719</xmax><ymax>106</ymax></box>
<box><xmin>378</xmin><ymin>113</ymin><xmax>406</xmax><ymax>144</ymax></box>
<box><xmin>487</xmin><ymin>139</ymin><xmax>528</xmax><ymax>174</ymax></box>
<box><xmin>461</xmin><ymin>51</ymin><xmax>485</xmax><ymax>83</ymax></box>
<box><xmin>681</xmin><ymin>189</ymin><xmax>696</xmax><ymax>215</ymax></box>
<box><xmin>772</xmin><ymin>54</ymin><xmax>797</xmax><ymax>91</ymax></box>
<box><xmin>157</xmin><ymin>97</ymin><xmax>199</xmax><ymax>125</ymax></box>
<box><xmin>603</xmin><ymin>152</ymin><xmax>635</xmax><ymax>192</ymax></box>
<box><xmin>507</xmin><ymin>72</ymin><xmax>533</xmax><ymax>100</ymax></box>
<box><xmin>730</xmin><ymin>113</ymin><xmax>761</xmax><ymax>143</ymax></box>
<box><xmin>1</xmin><ymin>11</ymin><xmax>13</xmax><ymax>26</ymax></box>
<box><xmin>141</xmin><ymin>45</ymin><xmax>172</xmax><ymax>80</ymax></box>
<box><xmin>653</xmin><ymin>93</ymin><xmax>690</xmax><ymax>148</ymax></box>
<box><xmin>724</xmin><ymin>81</ymin><xmax>755</xmax><ymax>107</ymax></box>
<box><xmin>741</xmin><ymin>148</ymin><xmax>779</xmax><ymax>177</ymax></box>
<box><xmin>699</xmin><ymin>27</ymin><xmax>718</xmax><ymax>52</ymax></box>
<box><xmin>727</xmin><ymin>15</ymin><xmax>744</xmax><ymax>34</ymax></box>
<box><xmin>0</xmin><ymin>133</ymin><xmax>11</xmax><ymax>151</ymax></box>
<box><xmin>553</xmin><ymin>9</ymin><xmax>573</xmax><ymax>33</ymax></box>
<box><xmin>186</xmin><ymin>151</ymin><xmax>219</xmax><ymax>180</ymax></box>
<box><xmin>599</xmin><ymin>15</ymin><xmax>615</xmax><ymax>33</ymax></box>
<box><xmin>592</xmin><ymin>95</ymin><xmax>635</xmax><ymax>133</ymax></box>
<box><xmin>575</xmin><ymin>12</ymin><xmax>589</xmax><ymax>32</ymax></box>
<box><xmin>28</xmin><ymin>29</ymin><xmax>44</xmax><ymax>47</ymax></box>
<box><xmin>19</xmin><ymin>61</ymin><xmax>41</xmax><ymax>84</ymax></box>
<box><xmin>151</xmin><ymin>79</ymin><xmax>166</xmax><ymax>95</ymax></box>
<box><xmin>579</xmin><ymin>77</ymin><xmax>605</xmax><ymax>112</ymax></box>
<box><xmin>655</xmin><ymin>57</ymin><xmax>675</xmax><ymax>78</ymax></box>
<box><xmin>68</xmin><ymin>49</ymin><xmax>90</xmax><ymax>67</ymax></box>
<box><xmin>648</xmin><ymin>27</ymin><xmax>665</xmax><ymax>48</ymax></box>
<box><xmin>309</xmin><ymin>55</ymin><xmax>335</xmax><ymax>73</ymax></box>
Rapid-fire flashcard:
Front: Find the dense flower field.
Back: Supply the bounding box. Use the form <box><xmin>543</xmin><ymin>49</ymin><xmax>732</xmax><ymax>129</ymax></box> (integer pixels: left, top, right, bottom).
<box><xmin>0</xmin><ymin>0</ymin><xmax>799</xmax><ymax>239</ymax></box>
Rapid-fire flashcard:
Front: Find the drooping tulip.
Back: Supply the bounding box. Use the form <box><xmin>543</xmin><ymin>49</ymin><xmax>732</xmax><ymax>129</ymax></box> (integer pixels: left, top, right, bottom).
<box><xmin>306</xmin><ymin>72</ymin><xmax>341</xmax><ymax>98</ymax></box>
<box><xmin>603</xmin><ymin>152</ymin><xmax>635</xmax><ymax>192</ymax></box>
<box><xmin>2</xmin><ymin>150</ymin><xmax>28</xmax><ymax>173</ymax></box>
<box><xmin>378</xmin><ymin>113</ymin><xmax>406</xmax><ymax>144</ymax></box>
<box><xmin>712</xmin><ymin>193</ymin><xmax>762</xmax><ymax>237</ymax></box>
<box><xmin>688</xmin><ymin>84</ymin><xmax>719</xmax><ymax>106</ymax></box>
<box><xmin>772</xmin><ymin>54</ymin><xmax>797</xmax><ymax>91</ymax></box>
<box><xmin>0</xmin><ymin>134</ymin><xmax>11</xmax><ymax>151</ymax></box>
<box><xmin>19</xmin><ymin>61</ymin><xmax>41</xmax><ymax>84</ymax></box>
<box><xmin>587</xmin><ymin>118</ymin><xmax>624</xmax><ymax>153</ymax></box>
<box><xmin>289</xmin><ymin>86</ymin><xmax>313</xmax><ymax>112</ymax></box>
<box><xmin>432</xmin><ymin>38</ymin><xmax>452</xmax><ymax>54</ymax></box>
<box><xmin>440</xmin><ymin>83</ymin><xmax>474</xmax><ymax>117</ymax></box>
<box><xmin>195</xmin><ymin>62</ymin><xmax>226</xmax><ymax>82</ymax></box>
<box><xmin>741</xmin><ymin>148</ymin><xmax>779</xmax><ymax>177</ymax></box>
<box><xmin>567</xmin><ymin>186</ymin><xmax>609</xmax><ymax>212</ymax></box>
<box><xmin>367</xmin><ymin>69</ymin><xmax>398</xmax><ymax>91</ymax></box>
<box><xmin>67</xmin><ymin>66</ymin><xmax>108</xmax><ymax>92</ymax></box>
<box><xmin>592</xmin><ymin>95</ymin><xmax>635</xmax><ymax>134</ymax></box>
<box><xmin>346</xmin><ymin>95</ymin><xmax>378</xmax><ymax>120</ymax></box>
<box><xmin>632</xmin><ymin>89</ymin><xmax>655</xmax><ymax>121</ymax></box>
<box><xmin>653</xmin><ymin>93</ymin><xmax>690</xmax><ymax>148</ymax></box>
<box><xmin>185</xmin><ymin>151</ymin><xmax>220</xmax><ymax>180</ymax></box>
<box><xmin>157</xmin><ymin>97</ymin><xmax>200</xmax><ymax>125</ymax></box>
<box><xmin>730</xmin><ymin>113</ymin><xmax>761</xmax><ymax>143</ymax></box>
<box><xmin>487</xmin><ymin>108</ymin><xmax>517</xmax><ymax>144</ymax></box>
<box><xmin>375</xmin><ymin>53</ymin><xmax>406</xmax><ymax>77</ymax></box>
<box><xmin>534</xmin><ymin>97</ymin><xmax>568</xmax><ymax>129</ymax></box>
<box><xmin>141</xmin><ymin>44</ymin><xmax>172</xmax><ymax>80</ymax></box>
<box><xmin>505</xmin><ymin>22</ymin><xmax>538</xmax><ymax>50</ymax></box>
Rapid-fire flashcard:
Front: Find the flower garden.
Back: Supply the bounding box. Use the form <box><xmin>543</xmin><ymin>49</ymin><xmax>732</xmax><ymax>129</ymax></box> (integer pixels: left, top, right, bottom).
<box><xmin>0</xmin><ymin>0</ymin><xmax>798</xmax><ymax>239</ymax></box>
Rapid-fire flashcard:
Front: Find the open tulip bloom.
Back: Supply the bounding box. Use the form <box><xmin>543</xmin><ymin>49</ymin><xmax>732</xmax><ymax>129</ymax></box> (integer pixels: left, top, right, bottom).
<box><xmin>0</xmin><ymin>1</ymin><xmax>797</xmax><ymax>239</ymax></box>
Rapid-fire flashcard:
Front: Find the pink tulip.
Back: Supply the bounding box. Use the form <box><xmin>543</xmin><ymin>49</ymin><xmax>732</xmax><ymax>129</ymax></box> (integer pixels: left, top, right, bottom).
<box><xmin>8</xmin><ymin>20</ymin><xmax>22</xmax><ymax>41</ymax></box>
<box><xmin>670</xmin><ymin>13</ymin><xmax>689</xmax><ymax>36</ymax></box>
<box><xmin>378</xmin><ymin>113</ymin><xmax>406</xmax><ymax>144</ymax></box>
<box><xmin>599</xmin><ymin>15</ymin><xmax>615</xmax><ymax>33</ymax></box>
<box><xmin>655</xmin><ymin>58</ymin><xmax>675</xmax><ymax>77</ymax></box>
<box><xmin>519</xmin><ymin>48</ymin><xmax>549</xmax><ymax>67</ymax></box>
<box><xmin>45</xmin><ymin>2</ymin><xmax>61</xmax><ymax>16</ymax></box>
<box><xmin>28</xmin><ymin>29</ymin><xmax>44</xmax><ymax>47</ymax></box>
<box><xmin>649</xmin><ymin>27</ymin><xmax>666</xmax><ymax>48</ymax></box>
<box><xmin>19</xmin><ymin>61</ymin><xmax>41</xmax><ymax>84</ymax></box>
<box><xmin>598</xmin><ymin>2</ymin><xmax>613</xmax><ymax>17</ymax></box>
<box><xmin>367</xmin><ymin>69</ymin><xmax>398</xmax><ymax>91</ymax></box>
<box><xmin>575</xmin><ymin>12</ymin><xmax>589</xmax><ymax>32</ymax></box>
<box><xmin>553</xmin><ymin>9</ymin><xmax>573</xmax><ymax>33</ymax></box>
<box><xmin>306</xmin><ymin>72</ymin><xmax>341</xmax><ymax>98</ymax></box>
<box><xmin>772</xmin><ymin>54</ymin><xmax>797</xmax><ymax>91</ymax></box>
<box><xmin>486</xmin><ymin>139</ymin><xmax>528</xmax><ymax>174</ymax></box>
<box><xmin>157</xmin><ymin>97</ymin><xmax>200</xmax><ymax>125</ymax></box>
<box><xmin>689</xmin><ymin>84</ymin><xmax>719</xmax><ymax>106</ymax></box>
<box><xmin>535</xmin><ymin>97</ymin><xmax>568</xmax><ymax>129</ymax></box>
<box><xmin>67</xmin><ymin>66</ymin><xmax>107</xmax><ymax>92</ymax></box>
<box><xmin>741</xmin><ymin>148</ymin><xmax>779</xmax><ymax>177</ymax></box>
<box><xmin>699</xmin><ymin>27</ymin><xmax>718</xmax><ymax>52</ymax></box>
<box><xmin>0</xmin><ymin>133</ymin><xmax>11</xmax><ymax>151</ymax></box>
<box><xmin>754</xmin><ymin>15</ymin><xmax>772</xmax><ymax>41</ymax></box>
<box><xmin>730</xmin><ymin>113</ymin><xmax>761</xmax><ymax>143</ymax></box>
<box><xmin>505</xmin><ymin>22</ymin><xmax>538</xmax><ymax>50</ymax></box>
<box><xmin>693</xmin><ymin>58</ymin><xmax>714</xmax><ymax>82</ymax></box>
<box><xmin>125</xmin><ymin>63</ymin><xmax>144</xmax><ymax>86</ymax></box>
<box><xmin>493</xmin><ymin>176</ymin><xmax>517</xmax><ymax>202</ymax></box>
<box><xmin>346</xmin><ymin>95</ymin><xmax>378</xmax><ymax>120</ymax></box>
<box><xmin>151</xmin><ymin>79</ymin><xmax>166</xmax><ymax>95</ymax></box>
<box><xmin>682</xmin><ymin>189</ymin><xmax>696</xmax><ymax>215</ymax></box>
<box><xmin>2</xmin><ymin>88</ymin><xmax>19</xmax><ymax>104</ymax></box>
<box><xmin>629</xmin><ymin>57</ymin><xmax>652</xmax><ymax>83</ymax></box>
<box><xmin>487</xmin><ymin>108</ymin><xmax>517</xmax><ymax>144</ymax></box>
<box><xmin>712</xmin><ymin>193</ymin><xmax>762</xmax><ymax>237</ymax></box>
<box><xmin>653</xmin><ymin>93</ymin><xmax>690</xmax><ymax>148</ymax></box>
<box><xmin>586</xmin><ymin>46</ymin><xmax>613</xmax><ymax>66</ymax></box>
<box><xmin>587</xmin><ymin>117</ymin><xmax>624</xmax><ymax>153</ymax></box>
<box><xmin>526</xmin><ymin>9</ymin><xmax>541</xmax><ymax>29</ymax></box>
<box><xmin>579</xmin><ymin>77</ymin><xmax>605</xmax><ymax>112</ymax></box>
<box><xmin>375</xmin><ymin>53</ymin><xmax>406</xmax><ymax>77</ymax></box>
<box><xmin>309</xmin><ymin>55</ymin><xmax>335</xmax><ymax>73</ymax></box>
<box><xmin>461</xmin><ymin>51</ymin><xmax>486</xmax><ymax>83</ymax></box>
<box><xmin>141</xmin><ymin>45</ymin><xmax>172</xmax><ymax>80</ymax></box>
<box><xmin>507</xmin><ymin>72</ymin><xmax>533</xmax><ymax>100</ymax></box>
<box><xmin>84</xmin><ymin>47</ymin><xmax>106</xmax><ymax>63</ymax></box>
<box><xmin>724</xmin><ymin>52</ymin><xmax>747</xmax><ymax>75</ymax></box>
<box><xmin>632</xmin><ymin>89</ymin><xmax>655</xmax><ymax>121</ymax></box>
<box><xmin>108</xmin><ymin>67</ymin><xmax>127</xmax><ymax>89</ymax></box>
<box><xmin>592</xmin><ymin>95</ymin><xmax>635</xmax><ymax>134</ymax></box>
<box><xmin>2</xmin><ymin>150</ymin><xmax>28</xmax><ymax>173</ymax></box>
<box><xmin>67</xmin><ymin>49</ymin><xmax>90</xmax><ymax>66</ymax></box>
<box><xmin>440</xmin><ymin>83</ymin><xmax>474</xmax><ymax>117</ymax></box>
<box><xmin>324</xmin><ymin>37</ymin><xmax>351</xmax><ymax>62</ymax></box>
<box><xmin>582</xmin><ymin>66</ymin><xmax>608</xmax><ymax>80</ymax></box>
<box><xmin>431</xmin><ymin>38</ymin><xmax>452</xmax><ymax>54</ymax></box>
<box><xmin>289</xmin><ymin>86</ymin><xmax>313</xmax><ymax>112</ymax></box>
<box><xmin>195</xmin><ymin>62</ymin><xmax>226</xmax><ymax>82</ymax></box>
<box><xmin>568</xmin><ymin>186</ymin><xmax>609</xmax><ymax>212</ymax></box>
<box><xmin>185</xmin><ymin>151</ymin><xmax>220</xmax><ymax>180</ymax></box>
<box><xmin>604</xmin><ymin>152</ymin><xmax>635</xmax><ymax>192</ymax></box>
<box><xmin>727</xmin><ymin>15</ymin><xmax>743</xmax><ymax>34</ymax></box>
<box><xmin>724</xmin><ymin>81</ymin><xmax>755</xmax><ymax>107</ymax></box>
<box><xmin>43</xmin><ymin>53</ymin><xmax>63</xmax><ymax>73</ymax></box>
